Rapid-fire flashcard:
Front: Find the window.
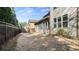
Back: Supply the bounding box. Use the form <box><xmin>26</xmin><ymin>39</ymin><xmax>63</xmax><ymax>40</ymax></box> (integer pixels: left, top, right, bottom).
<box><xmin>54</xmin><ymin>24</ymin><xmax>56</xmax><ymax>28</ymax></box>
<box><xmin>63</xmin><ymin>14</ymin><xmax>68</xmax><ymax>27</ymax></box>
<box><xmin>54</xmin><ymin>18</ymin><xmax>57</xmax><ymax>28</ymax></box>
<box><xmin>63</xmin><ymin>22</ymin><xmax>68</xmax><ymax>27</ymax></box>
<box><xmin>58</xmin><ymin>17</ymin><xmax>61</xmax><ymax>27</ymax></box>
<box><xmin>54</xmin><ymin>18</ymin><xmax>56</xmax><ymax>23</ymax></box>
<box><xmin>63</xmin><ymin>14</ymin><xmax>68</xmax><ymax>21</ymax></box>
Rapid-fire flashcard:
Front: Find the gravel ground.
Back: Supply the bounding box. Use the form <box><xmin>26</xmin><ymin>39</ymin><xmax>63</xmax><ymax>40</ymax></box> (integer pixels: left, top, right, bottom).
<box><xmin>15</xmin><ymin>33</ymin><xmax>79</xmax><ymax>51</ymax></box>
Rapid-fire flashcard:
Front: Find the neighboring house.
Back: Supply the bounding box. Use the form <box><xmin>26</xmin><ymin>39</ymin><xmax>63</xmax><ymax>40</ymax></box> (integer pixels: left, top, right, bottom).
<box><xmin>35</xmin><ymin>12</ymin><xmax>50</xmax><ymax>34</ymax></box>
<box><xmin>28</xmin><ymin>19</ymin><xmax>37</xmax><ymax>33</ymax></box>
<box><xmin>24</xmin><ymin>24</ymin><xmax>29</xmax><ymax>32</ymax></box>
<box><xmin>50</xmin><ymin>7</ymin><xmax>79</xmax><ymax>37</ymax></box>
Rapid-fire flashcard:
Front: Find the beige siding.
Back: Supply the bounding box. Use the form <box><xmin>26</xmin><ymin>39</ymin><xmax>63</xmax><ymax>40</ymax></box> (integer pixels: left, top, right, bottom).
<box><xmin>50</xmin><ymin>7</ymin><xmax>78</xmax><ymax>37</ymax></box>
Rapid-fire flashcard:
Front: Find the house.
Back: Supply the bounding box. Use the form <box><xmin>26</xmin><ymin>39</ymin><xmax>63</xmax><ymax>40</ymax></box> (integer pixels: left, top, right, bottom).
<box><xmin>50</xmin><ymin>7</ymin><xmax>79</xmax><ymax>38</ymax></box>
<box><xmin>35</xmin><ymin>12</ymin><xmax>50</xmax><ymax>35</ymax></box>
<box><xmin>28</xmin><ymin>19</ymin><xmax>37</xmax><ymax>33</ymax></box>
<box><xmin>32</xmin><ymin>7</ymin><xmax>79</xmax><ymax>38</ymax></box>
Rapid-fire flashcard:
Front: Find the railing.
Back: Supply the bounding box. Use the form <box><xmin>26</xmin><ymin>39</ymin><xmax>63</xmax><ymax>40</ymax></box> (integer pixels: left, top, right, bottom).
<box><xmin>0</xmin><ymin>21</ymin><xmax>21</xmax><ymax>45</ymax></box>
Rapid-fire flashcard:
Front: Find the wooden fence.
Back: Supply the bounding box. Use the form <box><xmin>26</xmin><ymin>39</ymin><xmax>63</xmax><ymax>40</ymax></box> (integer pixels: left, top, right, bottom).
<box><xmin>0</xmin><ymin>21</ymin><xmax>21</xmax><ymax>45</ymax></box>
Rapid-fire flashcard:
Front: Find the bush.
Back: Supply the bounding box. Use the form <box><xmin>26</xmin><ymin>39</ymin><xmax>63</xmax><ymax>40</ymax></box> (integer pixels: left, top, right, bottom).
<box><xmin>57</xmin><ymin>28</ymin><xmax>65</xmax><ymax>36</ymax></box>
<box><xmin>57</xmin><ymin>28</ymin><xmax>72</xmax><ymax>38</ymax></box>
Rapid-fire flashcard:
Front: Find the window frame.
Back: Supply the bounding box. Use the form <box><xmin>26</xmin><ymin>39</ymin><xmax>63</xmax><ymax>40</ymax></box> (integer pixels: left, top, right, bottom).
<box><xmin>53</xmin><ymin>18</ymin><xmax>57</xmax><ymax>28</ymax></box>
<box><xmin>62</xmin><ymin>14</ymin><xmax>68</xmax><ymax>27</ymax></box>
<box><xmin>58</xmin><ymin>16</ymin><xmax>61</xmax><ymax>27</ymax></box>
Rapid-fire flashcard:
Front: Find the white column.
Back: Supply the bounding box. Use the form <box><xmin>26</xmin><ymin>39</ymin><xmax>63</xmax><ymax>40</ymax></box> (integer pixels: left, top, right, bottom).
<box><xmin>42</xmin><ymin>22</ymin><xmax>43</xmax><ymax>33</ymax></box>
<box><xmin>38</xmin><ymin>24</ymin><xmax>40</xmax><ymax>32</ymax></box>
<box><xmin>43</xmin><ymin>22</ymin><xmax>45</xmax><ymax>34</ymax></box>
<box><xmin>45</xmin><ymin>22</ymin><xmax>47</xmax><ymax>33</ymax></box>
<box><xmin>47</xmin><ymin>21</ymin><xmax>48</xmax><ymax>33</ymax></box>
<box><xmin>61</xmin><ymin>8</ymin><xmax>63</xmax><ymax>28</ymax></box>
<box><xmin>40</xmin><ymin>23</ymin><xmax>42</xmax><ymax>33</ymax></box>
<box><xmin>43</xmin><ymin>22</ymin><xmax>45</xmax><ymax>33</ymax></box>
<box><xmin>37</xmin><ymin>25</ymin><xmax>39</xmax><ymax>32</ymax></box>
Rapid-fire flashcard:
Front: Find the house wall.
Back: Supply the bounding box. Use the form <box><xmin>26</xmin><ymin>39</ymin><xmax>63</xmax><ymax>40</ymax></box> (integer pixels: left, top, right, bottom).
<box><xmin>50</xmin><ymin>7</ymin><xmax>79</xmax><ymax>37</ymax></box>
<box><xmin>28</xmin><ymin>23</ymin><xmax>36</xmax><ymax>33</ymax></box>
<box><xmin>35</xmin><ymin>19</ymin><xmax>50</xmax><ymax>34</ymax></box>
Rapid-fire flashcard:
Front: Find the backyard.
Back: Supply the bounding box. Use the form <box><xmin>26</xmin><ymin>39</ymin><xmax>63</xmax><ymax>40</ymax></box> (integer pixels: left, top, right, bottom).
<box><xmin>1</xmin><ymin>32</ymin><xmax>79</xmax><ymax>51</ymax></box>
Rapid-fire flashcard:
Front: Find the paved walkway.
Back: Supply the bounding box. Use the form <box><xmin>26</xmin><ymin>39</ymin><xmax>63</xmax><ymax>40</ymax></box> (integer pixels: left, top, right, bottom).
<box><xmin>15</xmin><ymin>33</ymin><xmax>79</xmax><ymax>51</ymax></box>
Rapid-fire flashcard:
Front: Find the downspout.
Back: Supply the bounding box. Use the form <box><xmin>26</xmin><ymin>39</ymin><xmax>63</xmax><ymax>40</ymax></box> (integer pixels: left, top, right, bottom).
<box><xmin>76</xmin><ymin>7</ymin><xmax>79</xmax><ymax>38</ymax></box>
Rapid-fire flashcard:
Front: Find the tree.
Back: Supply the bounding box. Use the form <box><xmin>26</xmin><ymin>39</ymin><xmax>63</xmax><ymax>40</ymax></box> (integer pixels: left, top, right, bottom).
<box><xmin>0</xmin><ymin>7</ymin><xmax>18</xmax><ymax>26</ymax></box>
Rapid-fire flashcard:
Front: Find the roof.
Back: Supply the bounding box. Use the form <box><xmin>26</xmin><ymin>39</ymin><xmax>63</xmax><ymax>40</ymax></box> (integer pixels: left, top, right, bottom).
<box><xmin>28</xmin><ymin>19</ymin><xmax>38</xmax><ymax>23</ymax></box>
<box><xmin>35</xmin><ymin>16</ymin><xmax>49</xmax><ymax>25</ymax></box>
<box><xmin>35</xmin><ymin>12</ymin><xmax>50</xmax><ymax>25</ymax></box>
<box><xmin>43</xmin><ymin>12</ymin><xmax>50</xmax><ymax>17</ymax></box>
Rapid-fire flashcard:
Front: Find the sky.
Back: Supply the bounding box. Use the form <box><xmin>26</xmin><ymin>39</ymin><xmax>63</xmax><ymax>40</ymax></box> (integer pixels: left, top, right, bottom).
<box><xmin>14</xmin><ymin>7</ymin><xmax>49</xmax><ymax>23</ymax></box>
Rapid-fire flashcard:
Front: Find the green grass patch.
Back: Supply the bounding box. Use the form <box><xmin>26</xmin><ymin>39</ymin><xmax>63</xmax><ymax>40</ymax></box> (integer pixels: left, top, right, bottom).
<box><xmin>0</xmin><ymin>38</ymin><xmax>17</xmax><ymax>51</ymax></box>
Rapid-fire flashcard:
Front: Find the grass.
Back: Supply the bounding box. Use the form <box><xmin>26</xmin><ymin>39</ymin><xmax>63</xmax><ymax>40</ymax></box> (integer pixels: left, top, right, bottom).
<box><xmin>0</xmin><ymin>37</ymin><xmax>17</xmax><ymax>51</ymax></box>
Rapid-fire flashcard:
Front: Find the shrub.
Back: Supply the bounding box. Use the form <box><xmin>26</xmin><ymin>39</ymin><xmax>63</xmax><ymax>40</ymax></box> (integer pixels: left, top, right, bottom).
<box><xmin>57</xmin><ymin>28</ymin><xmax>65</xmax><ymax>36</ymax></box>
<box><xmin>57</xmin><ymin>28</ymin><xmax>72</xmax><ymax>38</ymax></box>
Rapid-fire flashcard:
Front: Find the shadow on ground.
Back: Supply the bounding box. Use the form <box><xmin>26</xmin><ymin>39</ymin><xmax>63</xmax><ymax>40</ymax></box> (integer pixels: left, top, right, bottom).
<box><xmin>16</xmin><ymin>33</ymin><xmax>71</xmax><ymax>51</ymax></box>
